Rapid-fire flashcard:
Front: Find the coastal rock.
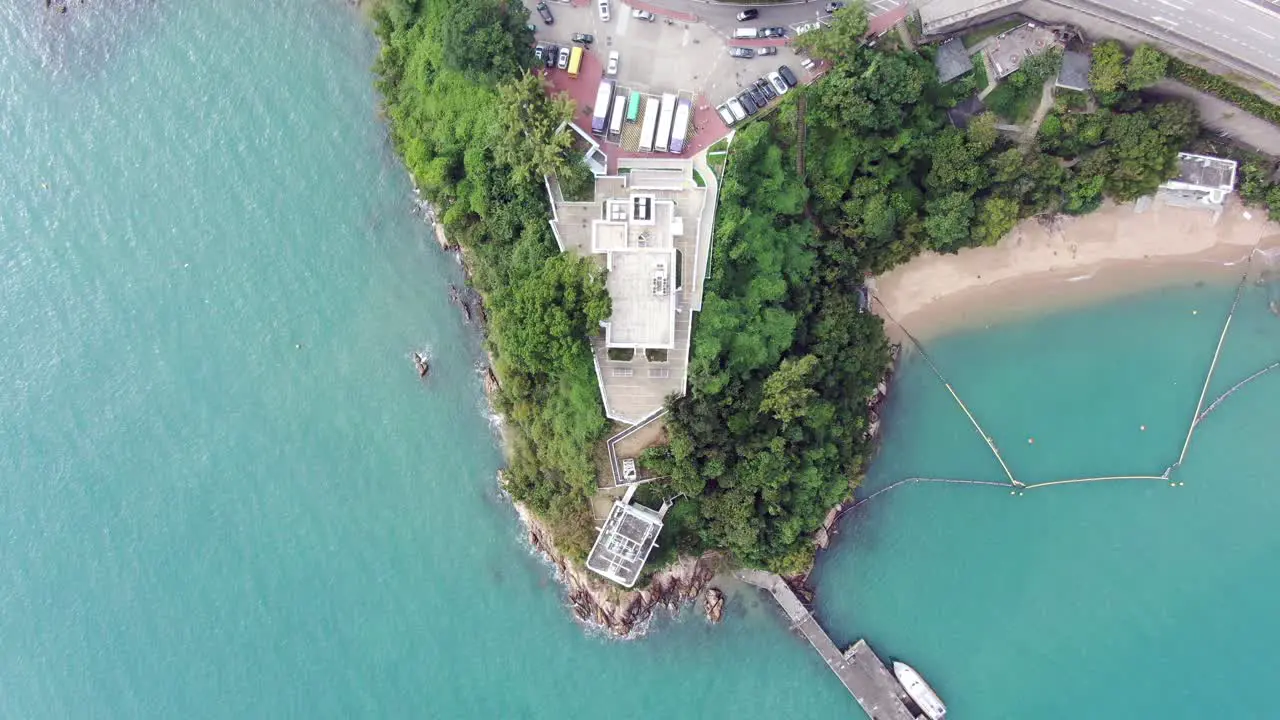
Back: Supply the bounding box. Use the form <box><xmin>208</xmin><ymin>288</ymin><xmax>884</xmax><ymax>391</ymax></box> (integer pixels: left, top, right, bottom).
<box><xmin>704</xmin><ymin>588</ymin><xmax>725</xmax><ymax>623</ymax></box>
<box><xmin>482</xmin><ymin>367</ymin><xmax>500</xmax><ymax>397</ymax></box>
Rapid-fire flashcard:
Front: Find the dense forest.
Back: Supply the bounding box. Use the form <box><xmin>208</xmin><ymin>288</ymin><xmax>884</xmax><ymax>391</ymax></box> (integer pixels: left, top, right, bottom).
<box><xmin>372</xmin><ymin>0</ymin><xmax>611</xmax><ymax>558</ymax></box>
<box><xmin>644</xmin><ymin>8</ymin><xmax>1215</xmax><ymax>573</ymax></box>
<box><xmin>373</xmin><ymin>0</ymin><xmax>1280</xmax><ymax>576</ymax></box>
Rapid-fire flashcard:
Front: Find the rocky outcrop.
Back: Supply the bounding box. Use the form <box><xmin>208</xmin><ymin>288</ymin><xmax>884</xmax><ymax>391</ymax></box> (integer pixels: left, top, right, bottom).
<box><xmin>704</xmin><ymin>587</ymin><xmax>725</xmax><ymax>623</ymax></box>
<box><xmin>516</xmin><ymin>498</ymin><xmax>722</xmax><ymax>638</ymax></box>
<box><xmin>481</xmin><ymin>367</ymin><xmax>500</xmax><ymax>398</ymax></box>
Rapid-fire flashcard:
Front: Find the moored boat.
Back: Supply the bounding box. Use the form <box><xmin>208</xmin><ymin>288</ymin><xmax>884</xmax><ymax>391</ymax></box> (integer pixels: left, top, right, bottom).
<box><xmin>893</xmin><ymin>661</ymin><xmax>946</xmax><ymax>720</ymax></box>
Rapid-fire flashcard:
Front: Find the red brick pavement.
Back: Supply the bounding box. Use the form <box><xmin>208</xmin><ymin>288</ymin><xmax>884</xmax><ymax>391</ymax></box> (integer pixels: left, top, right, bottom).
<box><xmin>867</xmin><ymin>5</ymin><xmax>908</xmax><ymax>35</ymax></box>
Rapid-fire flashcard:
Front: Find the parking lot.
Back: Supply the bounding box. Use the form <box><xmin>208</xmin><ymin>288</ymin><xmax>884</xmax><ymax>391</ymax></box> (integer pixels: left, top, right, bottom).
<box><xmin>527</xmin><ymin>0</ymin><xmax>827</xmax><ymax>162</ymax></box>
<box><xmin>525</xmin><ymin>0</ymin><xmax>910</xmax><ymax>166</ymax></box>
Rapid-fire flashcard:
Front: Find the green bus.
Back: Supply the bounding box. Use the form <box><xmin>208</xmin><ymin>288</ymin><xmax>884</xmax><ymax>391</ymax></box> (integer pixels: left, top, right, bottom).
<box><xmin>626</xmin><ymin>91</ymin><xmax>641</xmax><ymax>123</ymax></box>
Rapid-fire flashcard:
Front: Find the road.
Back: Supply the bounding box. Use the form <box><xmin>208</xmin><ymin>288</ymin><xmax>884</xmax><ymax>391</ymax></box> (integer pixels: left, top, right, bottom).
<box><xmin>631</xmin><ymin>0</ymin><xmax>907</xmax><ymax>38</ymax></box>
<box><xmin>1034</xmin><ymin>0</ymin><xmax>1280</xmax><ymax>86</ymax></box>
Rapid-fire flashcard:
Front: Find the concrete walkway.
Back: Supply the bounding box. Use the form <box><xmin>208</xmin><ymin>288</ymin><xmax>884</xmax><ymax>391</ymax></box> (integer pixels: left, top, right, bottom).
<box><xmin>689</xmin><ymin>146</ymin><xmax>723</xmax><ymax>312</ymax></box>
<box><xmin>1149</xmin><ymin>78</ymin><xmax>1280</xmax><ymax>156</ymax></box>
<box><xmin>1020</xmin><ymin>76</ymin><xmax>1057</xmax><ymax>150</ymax></box>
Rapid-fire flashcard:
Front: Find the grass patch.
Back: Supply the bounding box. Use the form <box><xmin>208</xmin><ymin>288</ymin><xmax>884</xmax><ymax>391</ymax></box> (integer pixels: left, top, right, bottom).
<box><xmin>607</xmin><ymin>347</ymin><xmax>635</xmax><ymax>361</ymax></box>
<box><xmin>707</xmin><ymin>138</ymin><xmax>728</xmax><ymax>155</ymax></box>
<box><xmin>645</xmin><ymin>348</ymin><xmax>667</xmax><ymax>362</ymax></box>
<box><xmin>693</xmin><ymin>169</ymin><xmax>706</xmax><ymax>187</ymax></box>
<box><xmin>960</xmin><ymin>19</ymin><xmax>1021</xmax><ymax>47</ymax></box>
<box><xmin>985</xmin><ymin>80</ymin><xmax>1039</xmax><ymax>123</ymax></box>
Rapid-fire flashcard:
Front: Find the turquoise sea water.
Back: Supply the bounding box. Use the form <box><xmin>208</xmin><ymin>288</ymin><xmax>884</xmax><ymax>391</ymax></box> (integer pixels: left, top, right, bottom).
<box><xmin>4</xmin><ymin>2</ymin><xmax>1279</xmax><ymax>718</ymax></box>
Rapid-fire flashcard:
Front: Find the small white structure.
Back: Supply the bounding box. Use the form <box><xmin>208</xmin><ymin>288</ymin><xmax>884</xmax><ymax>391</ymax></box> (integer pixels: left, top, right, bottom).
<box><xmin>1159</xmin><ymin>152</ymin><xmax>1238</xmax><ymax>208</ymax></box>
<box><xmin>586</xmin><ymin>501</ymin><xmax>664</xmax><ymax>587</ymax></box>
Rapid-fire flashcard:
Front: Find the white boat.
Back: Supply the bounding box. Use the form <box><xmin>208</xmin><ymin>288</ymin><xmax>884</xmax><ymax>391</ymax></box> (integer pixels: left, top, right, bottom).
<box><xmin>893</xmin><ymin>661</ymin><xmax>946</xmax><ymax>720</ymax></box>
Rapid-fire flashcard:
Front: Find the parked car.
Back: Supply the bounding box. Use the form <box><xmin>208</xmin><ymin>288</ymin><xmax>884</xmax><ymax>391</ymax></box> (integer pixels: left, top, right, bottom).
<box><xmin>606</xmin><ymin>50</ymin><xmax>620</xmax><ymax>76</ymax></box>
<box><xmin>572</xmin><ymin>32</ymin><xmax>595</xmax><ymax>44</ymax></box>
<box><xmin>716</xmin><ymin>103</ymin><xmax>736</xmax><ymax>125</ymax></box>
<box><xmin>736</xmin><ymin>8</ymin><xmax>758</xmax><ymax>21</ymax></box>
<box><xmin>557</xmin><ymin>46</ymin><xmax>571</xmax><ymax>69</ymax></box>
<box><xmin>824</xmin><ymin>1</ymin><xmax>845</xmax><ymax>12</ymax></box>
<box><xmin>767</xmin><ymin>70</ymin><xmax>789</xmax><ymax>95</ymax></box>
<box><xmin>746</xmin><ymin>84</ymin><xmax>767</xmax><ymax>108</ymax></box>
<box><xmin>536</xmin><ymin>1</ymin><xmax>554</xmax><ymax>24</ymax></box>
<box><xmin>794</xmin><ymin>21</ymin><xmax>818</xmax><ymax>35</ymax></box>
<box><xmin>761</xmin><ymin>26</ymin><xmax>785</xmax><ymax>38</ymax></box>
<box><xmin>778</xmin><ymin>64</ymin><xmax>798</xmax><ymax>87</ymax></box>
<box><xmin>543</xmin><ymin>44</ymin><xmax>557</xmax><ymax>68</ymax></box>
<box><xmin>728</xmin><ymin>46</ymin><xmax>755</xmax><ymax>59</ymax></box>
<box><xmin>755</xmin><ymin>78</ymin><xmax>776</xmax><ymax>101</ymax></box>
<box><xmin>598</xmin><ymin>0</ymin><xmax>611</xmax><ymax>21</ymax></box>
<box><xmin>757</xmin><ymin>46</ymin><xmax>778</xmax><ymax>56</ymax></box>
<box><xmin>726</xmin><ymin>97</ymin><xmax>747</xmax><ymax>121</ymax></box>
<box><xmin>738</xmin><ymin>91</ymin><xmax>758</xmax><ymax>115</ymax></box>
<box><xmin>800</xmin><ymin>56</ymin><xmax>817</xmax><ymax>71</ymax></box>
<box><xmin>732</xmin><ymin>27</ymin><xmax>760</xmax><ymax>39</ymax></box>
<box><xmin>534</xmin><ymin>44</ymin><xmax>546</xmax><ymax>64</ymax></box>
<box><xmin>631</xmin><ymin>8</ymin><xmax>655</xmax><ymax>21</ymax></box>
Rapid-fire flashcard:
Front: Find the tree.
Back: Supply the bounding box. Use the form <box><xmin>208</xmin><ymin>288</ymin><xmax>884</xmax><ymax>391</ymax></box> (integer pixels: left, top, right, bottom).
<box><xmin>971</xmin><ymin>196</ymin><xmax>1020</xmax><ymax>246</ymax></box>
<box><xmin>494</xmin><ymin>72</ymin><xmax>577</xmax><ymax>184</ymax></box>
<box><xmin>1090</xmin><ymin>40</ymin><xmax>1126</xmax><ymax>93</ymax></box>
<box><xmin>793</xmin><ymin>2</ymin><xmax>869</xmax><ymax>62</ymax></box>
<box><xmin>924</xmin><ymin>191</ymin><xmax>976</xmax><ymax>251</ymax></box>
<box><xmin>759</xmin><ymin>355</ymin><xmax>820</xmax><ymax>424</ymax></box>
<box><xmin>490</xmin><ymin>252</ymin><xmax>611</xmax><ymax>373</ymax></box>
<box><xmin>1126</xmin><ymin>44</ymin><xmax>1168</xmax><ymax>89</ymax></box>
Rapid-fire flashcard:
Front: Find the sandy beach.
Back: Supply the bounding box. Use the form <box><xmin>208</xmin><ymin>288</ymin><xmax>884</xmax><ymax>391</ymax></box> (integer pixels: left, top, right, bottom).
<box><xmin>873</xmin><ymin>197</ymin><xmax>1280</xmax><ymax>339</ymax></box>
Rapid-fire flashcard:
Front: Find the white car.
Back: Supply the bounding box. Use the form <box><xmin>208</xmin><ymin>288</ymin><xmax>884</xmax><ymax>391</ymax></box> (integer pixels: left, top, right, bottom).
<box><xmin>767</xmin><ymin>71</ymin><xmax>788</xmax><ymax>96</ymax></box>
<box><xmin>598</xmin><ymin>0</ymin><xmax>610</xmax><ymax>21</ymax></box>
<box><xmin>631</xmin><ymin>8</ymin><xmax>655</xmax><ymax>21</ymax></box>
<box><xmin>606</xmin><ymin>50</ymin><xmax>620</xmax><ymax>76</ymax></box>
<box><xmin>716</xmin><ymin>103</ymin><xmax>736</xmax><ymax>126</ymax></box>
<box><xmin>725</xmin><ymin>97</ymin><xmax>746</xmax><ymax>122</ymax></box>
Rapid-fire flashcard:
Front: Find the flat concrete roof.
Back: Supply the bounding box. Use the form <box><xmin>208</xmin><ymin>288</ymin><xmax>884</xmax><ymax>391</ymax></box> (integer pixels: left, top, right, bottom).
<box><xmin>1171</xmin><ymin>152</ymin><xmax>1237</xmax><ymax>191</ymax></box>
<box><xmin>987</xmin><ymin>23</ymin><xmax>1059</xmax><ymax>78</ymax></box>
<box><xmin>585</xmin><ymin>501</ymin><xmax>664</xmax><ymax>587</ymax></box>
<box><xmin>604</xmin><ymin>250</ymin><xmax>677</xmax><ymax>348</ymax></box>
<box><xmin>935</xmin><ymin>38</ymin><xmax>972</xmax><ymax>84</ymax></box>
<box><xmin>1057</xmin><ymin>50</ymin><xmax>1091</xmax><ymax>91</ymax></box>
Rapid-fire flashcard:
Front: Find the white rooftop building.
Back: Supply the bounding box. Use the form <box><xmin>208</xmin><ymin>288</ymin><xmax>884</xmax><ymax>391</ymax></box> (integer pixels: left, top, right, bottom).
<box><xmin>585</xmin><ymin>501</ymin><xmax>664</xmax><ymax>587</ymax></box>
<box><xmin>1159</xmin><ymin>152</ymin><xmax>1238</xmax><ymax>208</ymax></box>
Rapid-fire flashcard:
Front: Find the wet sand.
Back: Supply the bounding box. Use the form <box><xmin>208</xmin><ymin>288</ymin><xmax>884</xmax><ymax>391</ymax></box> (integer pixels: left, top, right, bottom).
<box><xmin>873</xmin><ymin>197</ymin><xmax>1280</xmax><ymax>340</ymax></box>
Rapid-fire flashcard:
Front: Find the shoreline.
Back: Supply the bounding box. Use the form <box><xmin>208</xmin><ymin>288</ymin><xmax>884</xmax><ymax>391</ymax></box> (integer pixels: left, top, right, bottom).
<box><xmin>873</xmin><ymin>197</ymin><xmax>1280</xmax><ymax>341</ymax></box>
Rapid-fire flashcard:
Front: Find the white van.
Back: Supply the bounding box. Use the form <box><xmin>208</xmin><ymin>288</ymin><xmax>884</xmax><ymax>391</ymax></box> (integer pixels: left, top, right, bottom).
<box><xmin>725</xmin><ymin>97</ymin><xmax>746</xmax><ymax>122</ymax></box>
<box><xmin>598</xmin><ymin>0</ymin><xmax>611</xmax><ymax>21</ymax></box>
<box><xmin>716</xmin><ymin>103</ymin><xmax>736</xmax><ymax>126</ymax></box>
<box><xmin>732</xmin><ymin>27</ymin><xmax>759</xmax><ymax>39</ymax></box>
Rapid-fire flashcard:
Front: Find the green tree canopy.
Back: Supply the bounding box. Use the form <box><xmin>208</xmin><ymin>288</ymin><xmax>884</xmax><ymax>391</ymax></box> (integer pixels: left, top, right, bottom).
<box><xmin>793</xmin><ymin>2</ymin><xmax>869</xmax><ymax>62</ymax></box>
<box><xmin>1126</xmin><ymin>44</ymin><xmax>1168</xmax><ymax>89</ymax></box>
<box><xmin>1090</xmin><ymin>40</ymin><xmax>1126</xmax><ymax>93</ymax></box>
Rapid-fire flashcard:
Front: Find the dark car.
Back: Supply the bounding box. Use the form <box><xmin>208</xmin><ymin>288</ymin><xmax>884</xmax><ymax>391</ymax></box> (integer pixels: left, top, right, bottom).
<box><xmin>536</xmin><ymin>1</ymin><xmax>554</xmax><ymax>24</ymax></box>
<box><xmin>778</xmin><ymin>65</ymin><xmax>798</xmax><ymax>87</ymax></box>
<box><xmin>761</xmin><ymin>26</ymin><xmax>785</xmax><ymax>38</ymax></box>
<box><xmin>735</xmin><ymin>8</ymin><xmax>758</xmax><ymax>21</ymax></box>
<box><xmin>824</xmin><ymin>1</ymin><xmax>845</xmax><ymax>12</ymax></box>
<box><xmin>543</xmin><ymin>44</ymin><xmax>557</xmax><ymax>68</ymax></box>
<box><xmin>738</xmin><ymin>91</ymin><xmax>758</xmax><ymax>115</ymax></box>
<box><xmin>572</xmin><ymin>32</ymin><xmax>595</xmax><ymax>44</ymax></box>
<box><xmin>755</xmin><ymin>78</ymin><xmax>776</xmax><ymax>100</ymax></box>
<box><xmin>746</xmin><ymin>84</ymin><xmax>767</xmax><ymax>108</ymax></box>
<box><xmin>757</xmin><ymin>46</ymin><xmax>778</xmax><ymax>56</ymax></box>
<box><xmin>728</xmin><ymin>46</ymin><xmax>755</xmax><ymax>59</ymax></box>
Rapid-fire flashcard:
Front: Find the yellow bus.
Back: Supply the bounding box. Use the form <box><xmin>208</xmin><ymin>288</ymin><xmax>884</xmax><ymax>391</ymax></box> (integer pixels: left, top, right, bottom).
<box><xmin>568</xmin><ymin>46</ymin><xmax>583</xmax><ymax>79</ymax></box>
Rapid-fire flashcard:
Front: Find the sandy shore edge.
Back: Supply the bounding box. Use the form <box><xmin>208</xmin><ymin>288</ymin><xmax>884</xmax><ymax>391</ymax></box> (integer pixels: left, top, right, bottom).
<box><xmin>873</xmin><ymin>198</ymin><xmax>1280</xmax><ymax>340</ymax></box>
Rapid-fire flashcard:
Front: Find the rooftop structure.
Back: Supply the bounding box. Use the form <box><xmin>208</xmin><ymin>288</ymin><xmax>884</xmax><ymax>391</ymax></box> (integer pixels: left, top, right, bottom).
<box><xmin>987</xmin><ymin>23</ymin><xmax>1060</xmax><ymax>78</ymax></box>
<box><xmin>585</xmin><ymin>501</ymin><xmax>664</xmax><ymax>587</ymax></box>
<box><xmin>918</xmin><ymin>0</ymin><xmax>1020</xmax><ymax>36</ymax></box>
<box><xmin>1159</xmin><ymin>152</ymin><xmax>1239</xmax><ymax>207</ymax></box>
<box><xmin>934</xmin><ymin>38</ymin><xmax>972</xmax><ymax>84</ymax></box>
<box><xmin>947</xmin><ymin>95</ymin><xmax>986</xmax><ymax>129</ymax></box>
<box><xmin>548</xmin><ymin>159</ymin><xmax>712</xmax><ymax>424</ymax></box>
<box><xmin>1056</xmin><ymin>50</ymin><xmax>1091</xmax><ymax>91</ymax></box>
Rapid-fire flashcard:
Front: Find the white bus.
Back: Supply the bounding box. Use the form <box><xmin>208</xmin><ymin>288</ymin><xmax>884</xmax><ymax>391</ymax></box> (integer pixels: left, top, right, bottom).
<box><xmin>638</xmin><ymin>97</ymin><xmax>660</xmax><ymax>152</ymax></box>
<box><xmin>669</xmin><ymin>98</ymin><xmax>691</xmax><ymax>154</ymax></box>
<box><xmin>609</xmin><ymin>95</ymin><xmax>626</xmax><ymax>137</ymax></box>
<box><xmin>654</xmin><ymin>93</ymin><xmax>677</xmax><ymax>153</ymax></box>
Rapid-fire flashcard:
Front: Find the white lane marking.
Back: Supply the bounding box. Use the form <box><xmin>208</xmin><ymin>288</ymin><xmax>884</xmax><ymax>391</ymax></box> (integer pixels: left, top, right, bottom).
<box><xmin>1150</xmin><ymin>15</ymin><xmax>1180</xmax><ymax>25</ymax></box>
<box><xmin>1232</xmin><ymin>0</ymin><xmax>1280</xmax><ymax>21</ymax></box>
<box><xmin>1248</xmin><ymin>26</ymin><xmax>1277</xmax><ymax>38</ymax></box>
<box><xmin>1154</xmin><ymin>0</ymin><xmax>1187</xmax><ymax>9</ymax></box>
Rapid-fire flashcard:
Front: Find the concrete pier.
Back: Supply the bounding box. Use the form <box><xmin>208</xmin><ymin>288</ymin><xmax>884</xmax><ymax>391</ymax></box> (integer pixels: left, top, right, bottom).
<box><xmin>737</xmin><ymin>570</ymin><xmax>923</xmax><ymax>720</ymax></box>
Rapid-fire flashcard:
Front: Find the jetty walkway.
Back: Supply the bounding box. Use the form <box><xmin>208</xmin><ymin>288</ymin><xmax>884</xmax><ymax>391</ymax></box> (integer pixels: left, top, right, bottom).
<box><xmin>738</xmin><ymin>570</ymin><xmax>925</xmax><ymax>720</ymax></box>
